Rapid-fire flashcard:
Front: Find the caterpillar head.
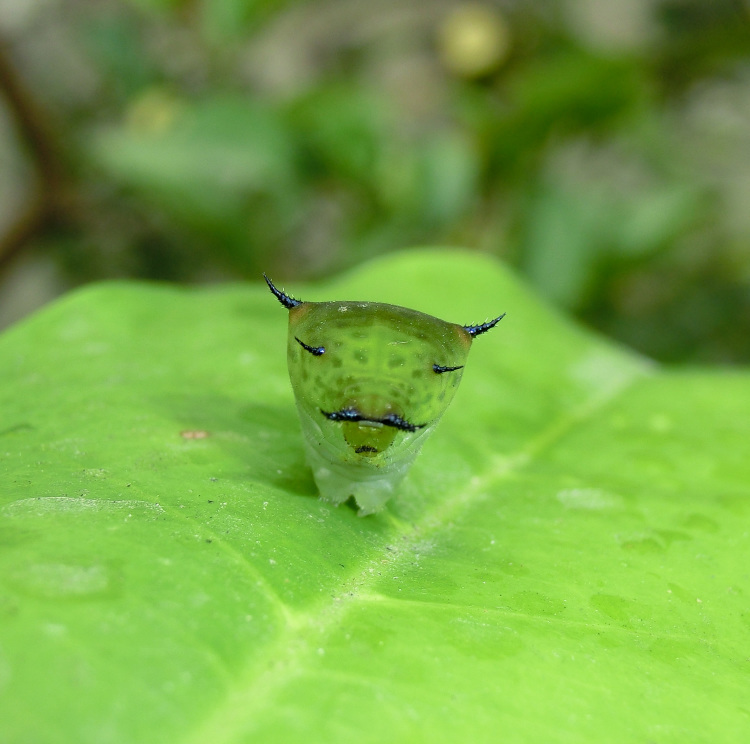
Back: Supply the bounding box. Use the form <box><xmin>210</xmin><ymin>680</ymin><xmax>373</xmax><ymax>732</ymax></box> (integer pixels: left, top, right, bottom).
<box><xmin>265</xmin><ymin>274</ymin><xmax>504</xmax><ymax>514</ymax></box>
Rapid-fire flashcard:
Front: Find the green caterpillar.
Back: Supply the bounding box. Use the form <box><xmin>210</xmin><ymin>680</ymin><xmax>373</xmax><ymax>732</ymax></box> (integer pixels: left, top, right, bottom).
<box><xmin>265</xmin><ymin>274</ymin><xmax>504</xmax><ymax>515</ymax></box>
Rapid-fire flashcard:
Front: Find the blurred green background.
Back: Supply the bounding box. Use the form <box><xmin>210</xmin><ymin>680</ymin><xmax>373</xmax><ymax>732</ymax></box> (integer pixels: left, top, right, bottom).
<box><xmin>1</xmin><ymin>0</ymin><xmax>749</xmax><ymax>363</ymax></box>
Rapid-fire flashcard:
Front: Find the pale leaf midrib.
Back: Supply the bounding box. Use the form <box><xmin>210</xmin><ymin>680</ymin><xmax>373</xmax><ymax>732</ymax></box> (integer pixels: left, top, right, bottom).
<box><xmin>184</xmin><ymin>365</ymin><xmax>647</xmax><ymax>744</ymax></box>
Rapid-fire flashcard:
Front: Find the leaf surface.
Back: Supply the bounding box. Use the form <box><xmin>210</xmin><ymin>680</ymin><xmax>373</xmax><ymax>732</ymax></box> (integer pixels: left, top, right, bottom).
<box><xmin>1</xmin><ymin>250</ymin><xmax>748</xmax><ymax>743</ymax></box>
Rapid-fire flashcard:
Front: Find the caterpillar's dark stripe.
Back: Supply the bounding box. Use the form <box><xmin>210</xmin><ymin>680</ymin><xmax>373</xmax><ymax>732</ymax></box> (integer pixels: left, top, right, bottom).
<box><xmin>295</xmin><ymin>337</ymin><xmax>325</xmax><ymax>356</ymax></box>
<box><xmin>320</xmin><ymin>408</ymin><xmax>425</xmax><ymax>432</ymax></box>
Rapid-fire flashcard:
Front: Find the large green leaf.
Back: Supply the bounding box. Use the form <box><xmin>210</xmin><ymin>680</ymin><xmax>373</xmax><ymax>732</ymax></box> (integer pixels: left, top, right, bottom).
<box><xmin>1</xmin><ymin>250</ymin><xmax>748</xmax><ymax>743</ymax></box>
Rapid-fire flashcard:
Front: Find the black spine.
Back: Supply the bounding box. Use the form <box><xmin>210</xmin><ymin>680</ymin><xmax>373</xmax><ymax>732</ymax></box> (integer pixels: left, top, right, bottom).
<box><xmin>263</xmin><ymin>273</ymin><xmax>302</xmax><ymax>309</ymax></box>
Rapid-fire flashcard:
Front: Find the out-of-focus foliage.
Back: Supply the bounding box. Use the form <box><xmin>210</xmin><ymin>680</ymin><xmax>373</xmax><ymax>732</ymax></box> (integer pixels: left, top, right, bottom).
<box><xmin>1</xmin><ymin>0</ymin><xmax>749</xmax><ymax>362</ymax></box>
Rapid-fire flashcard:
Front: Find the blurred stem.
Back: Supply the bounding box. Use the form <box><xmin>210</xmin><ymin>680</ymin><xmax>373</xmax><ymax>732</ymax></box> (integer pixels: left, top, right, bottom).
<box><xmin>0</xmin><ymin>38</ymin><xmax>69</xmax><ymax>271</ymax></box>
